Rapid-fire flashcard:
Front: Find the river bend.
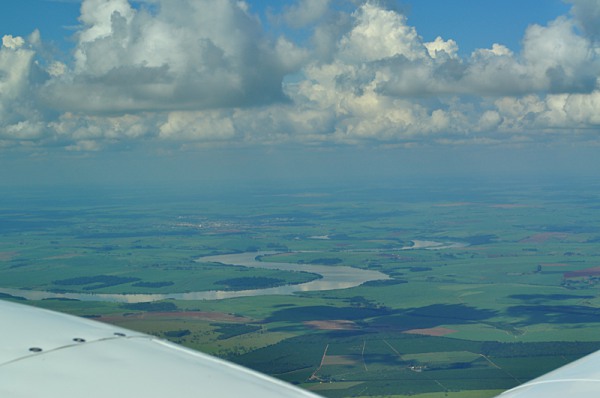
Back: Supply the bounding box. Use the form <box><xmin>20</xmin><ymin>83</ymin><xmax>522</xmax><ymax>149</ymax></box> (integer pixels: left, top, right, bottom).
<box><xmin>0</xmin><ymin>252</ymin><xmax>389</xmax><ymax>303</ymax></box>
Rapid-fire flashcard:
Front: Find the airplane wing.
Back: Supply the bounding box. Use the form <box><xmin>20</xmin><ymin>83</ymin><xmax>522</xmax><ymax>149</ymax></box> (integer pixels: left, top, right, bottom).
<box><xmin>0</xmin><ymin>300</ymin><xmax>321</xmax><ymax>397</ymax></box>
<box><xmin>3</xmin><ymin>299</ymin><xmax>600</xmax><ymax>398</ymax></box>
<box><xmin>496</xmin><ymin>349</ymin><xmax>600</xmax><ymax>397</ymax></box>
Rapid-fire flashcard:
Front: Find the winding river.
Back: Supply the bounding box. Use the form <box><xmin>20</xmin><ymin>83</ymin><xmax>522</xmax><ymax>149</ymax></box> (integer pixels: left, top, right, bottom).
<box><xmin>0</xmin><ymin>252</ymin><xmax>389</xmax><ymax>303</ymax></box>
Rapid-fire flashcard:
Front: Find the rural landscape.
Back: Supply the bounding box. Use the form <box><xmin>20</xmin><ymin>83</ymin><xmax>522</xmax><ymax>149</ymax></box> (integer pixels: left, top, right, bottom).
<box><xmin>2</xmin><ymin>177</ymin><xmax>600</xmax><ymax>397</ymax></box>
<box><xmin>2</xmin><ymin>0</ymin><xmax>600</xmax><ymax>396</ymax></box>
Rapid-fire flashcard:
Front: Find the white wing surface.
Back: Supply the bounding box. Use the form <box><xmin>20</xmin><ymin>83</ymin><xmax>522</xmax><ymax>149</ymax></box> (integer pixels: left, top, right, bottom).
<box><xmin>5</xmin><ymin>299</ymin><xmax>600</xmax><ymax>397</ymax></box>
<box><xmin>496</xmin><ymin>349</ymin><xmax>600</xmax><ymax>397</ymax></box>
<box><xmin>0</xmin><ymin>300</ymin><xmax>321</xmax><ymax>398</ymax></box>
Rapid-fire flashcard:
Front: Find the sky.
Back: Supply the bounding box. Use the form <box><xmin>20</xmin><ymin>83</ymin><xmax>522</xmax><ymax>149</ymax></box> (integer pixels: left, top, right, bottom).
<box><xmin>0</xmin><ymin>0</ymin><xmax>599</xmax><ymax>189</ymax></box>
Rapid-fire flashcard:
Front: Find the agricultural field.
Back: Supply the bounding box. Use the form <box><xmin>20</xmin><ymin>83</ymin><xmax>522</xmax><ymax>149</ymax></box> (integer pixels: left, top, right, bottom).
<box><xmin>2</xmin><ymin>178</ymin><xmax>600</xmax><ymax>397</ymax></box>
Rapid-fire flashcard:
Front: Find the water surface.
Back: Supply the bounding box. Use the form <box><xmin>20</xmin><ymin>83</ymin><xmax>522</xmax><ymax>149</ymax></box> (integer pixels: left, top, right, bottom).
<box><xmin>0</xmin><ymin>252</ymin><xmax>389</xmax><ymax>303</ymax></box>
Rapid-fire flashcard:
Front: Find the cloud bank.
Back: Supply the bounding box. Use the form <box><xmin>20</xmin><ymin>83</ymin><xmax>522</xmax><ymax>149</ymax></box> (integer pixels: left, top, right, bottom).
<box><xmin>1</xmin><ymin>0</ymin><xmax>600</xmax><ymax>152</ymax></box>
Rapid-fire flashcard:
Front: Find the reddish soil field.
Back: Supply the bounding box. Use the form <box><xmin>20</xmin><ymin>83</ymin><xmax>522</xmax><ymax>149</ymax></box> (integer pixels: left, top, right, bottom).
<box><xmin>541</xmin><ymin>263</ymin><xmax>572</xmax><ymax>267</ymax></box>
<box><xmin>0</xmin><ymin>251</ymin><xmax>18</xmax><ymax>261</ymax></box>
<box><xmin>44</xmin><ymin>253</ymin><xmax>81</xmax><ymax>260</ymax></box>
<box><xmin>433</xmin><ymin>202</ymin><xmax>474</xmax><ymax>207</ymax></box>
<box><xmin>564</xmin><ymin>267</ymin><xmax>600</xmax><ymax>278</ymax></box>
<box><xmin>490</xmin><ymin>204</ymin><xmax>531</xmax><ymax>209</ymax></box>
<box><xmin>520</xmin><ymin>232</ymin><xmax>570</xmax><ymax>243</ymax></box>
<box><xmin>102</xmin><ymin>311</ymin><xmax>251</xmax><ymax>323</ymax></box>
<box><xmin>403</xmin><ymin>327</ymin><xmax>458</xmax><ymax>337</ymax></box>
<box><xmin>305</xmin><ymin>320</ymin><xmax>358</xmax><ymax>330</ymax></box>
<box><xmin>322</xmin><ymin>355</ymin><xmax>359</xmax><ymax>366</ymax></box>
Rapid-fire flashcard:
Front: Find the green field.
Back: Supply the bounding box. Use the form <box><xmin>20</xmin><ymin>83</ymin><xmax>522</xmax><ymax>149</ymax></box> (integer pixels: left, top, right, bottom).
<box><xmin>2</xmin><ymin>179</ymin><xmax>600</xmax><ymax>397</ymax></box>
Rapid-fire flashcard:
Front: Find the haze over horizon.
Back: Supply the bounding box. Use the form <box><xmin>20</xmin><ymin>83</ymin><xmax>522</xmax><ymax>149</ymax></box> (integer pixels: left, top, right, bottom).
<box><xmin>1</xmin><ymin>0</ymin><xmax>599</xmax><ymax>188</ymax></box>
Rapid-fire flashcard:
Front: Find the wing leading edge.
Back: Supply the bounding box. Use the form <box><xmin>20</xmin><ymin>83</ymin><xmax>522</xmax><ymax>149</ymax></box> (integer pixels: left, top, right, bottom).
<box><xmin>496</xmin><ymin>348</ymin><xmax>600</xmax><ymax>397</ymax></box>
<box><xmin>3</xmin><ymin>299</ymin><xmax>600</xmax><ymax>397</ymax></box>
<box><xmin>0</xmin><ymin>300</ymin><xmax>322</xmax><ymax>398</ymax></box>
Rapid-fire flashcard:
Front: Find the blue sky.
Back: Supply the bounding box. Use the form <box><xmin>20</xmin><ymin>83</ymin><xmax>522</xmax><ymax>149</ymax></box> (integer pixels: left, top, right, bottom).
<box><xmin>0</xmin><ymin>0</ymin><xmax>570</xmax><ymax>54</ymax></box>
<box><xmin>0</xmin><ymin>0</ymin><xmax>599</xmax><ymax>188</ymax></box>
<box><xmin>404</xmin><ymin>0</ymin><xmax>571</xmax><ymax>54</ymax></box>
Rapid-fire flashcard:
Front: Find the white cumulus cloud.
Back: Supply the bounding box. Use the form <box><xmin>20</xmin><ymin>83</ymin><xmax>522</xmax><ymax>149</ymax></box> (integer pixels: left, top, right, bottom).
<box><xmin>2</xmin><ymin>35</ymin><xmax>25</xmax><ymax>50</ymax></box>
<box><xmin>568</xmin><ymin>0</ymin><xmax>600</xmax><ymax>39</ymax></box>
<box><xmin>283</xmin><ymin>0</ymin><xmax>330</xmax><ymax>28</ymax></box>
<box><xmin>0</xmin><ymin>0</ymin><xmax>600</xmax><ymax>152</ymax></box>
<box><xmin>424</xmin><ymin>37</ymin><xmax>459</xmax><ymax>59</ymax></box>
<box><xmin>40</xmin><ymin>0</ymin><xmax>296</xmax><ymax>114</ymax></box>
<box><xmin>337</xmin><ymin>3</ymin><xmax>426</xmax><ymax>63</ymax></box>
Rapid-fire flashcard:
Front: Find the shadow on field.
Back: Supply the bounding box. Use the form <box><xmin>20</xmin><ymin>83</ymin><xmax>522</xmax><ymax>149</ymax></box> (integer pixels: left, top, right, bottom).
<box><xmin>368</xmin><ymin>304</ymin><xmax>497</xmax><ymax>331</ymax></box>
<box><xmin>265</xmin><ymin>305</ymin><xmax>391</xmax><ymax>322</ymax></box>
<box><xmin>509</xmin><ymin>294</ymin><xmax>594</xmax><ymax>303</ymax></box>
<box><xmin>507</xmin><ymin>305</ymin><xmax>600</xmax><ymax>325</ymax></box>
<box><xmin>265</xmin><ymin>303</ymin><xmax>497</xmax><ymax>332</ymax></box>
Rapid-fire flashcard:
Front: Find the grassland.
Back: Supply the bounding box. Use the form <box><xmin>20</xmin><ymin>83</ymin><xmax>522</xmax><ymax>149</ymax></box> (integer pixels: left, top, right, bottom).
<box><xmin>2</xmin><ymin>179</ymin><xmax>600</xmax><ymax>397</ymax></box>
